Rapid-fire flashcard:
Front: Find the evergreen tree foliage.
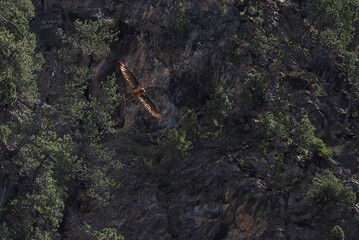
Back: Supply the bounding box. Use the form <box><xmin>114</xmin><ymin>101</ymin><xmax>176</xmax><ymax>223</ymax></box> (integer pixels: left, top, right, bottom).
<box><xmin>0</xmin><ymin>1</ymin><xmax>123</xmax><ymax>238</ymax></box>
<box><xmin>84</xmin><ymin>222</ymin><xmax>125</xmax><ymax>240</ymax></box>
<box><xmin>270</xmin><ymin>155</ymin><xmax>289</xmax><ymax>193</ymax></box>
<box><xmin>163</xmin><ymin>0</ymin><xmax>190</xmax><ymax>32</ymax></box>
<box><xmin>313</xmin><ymin>0</ymin><xmax>359</xmax><ymax>97</ymax></box>
<box><xmin>291</xmin><ymin>109</ymin><xmax>332</xmax><ymax>162</ymax></box>
<box><xmin>257</xmin><ymin>103</ymin><xmax>331</xmax><ymax>162</ymax></box>
<box><xmin>330</xmin><ymin>225</ymin><xmax>345</xmax><ymax>240</ymax></box>
<box><xmin>58</xmin><ymin>18</ymin><xmax>119</xmax><ymax>59</ymax></box>
<box><xmin>180</xmin><ymin>109</ymin><xmax>200</xmax><ymax>144</ymax></box>
<box><xmin>240</xmin><ymin>72</ymin><xmax>268</xmax><ymax>113</ymax></box>
<box><xmin>257</xmin><ymin>112</ymin><xmax>284</xmax><ymax>154</ymax></box>
<box><xmin>160</xmin><ymin>126</ymin><xmax>192</xmax><ymax>160</ymax></box>
<box><xmin>0</xmin><ymin>0</ymin><xmax>43</xmax><ymax>107</ymax></box>
<box><xmin>291</xmin><ymin>110</ymin><xmax>316</xmax><ymax>152</ymax></box>
<box><xmin>206</xmin><ymin>77</ymin><xmax>230</xmax><ymax>140</ymax></box>
<box><xmin>55</xmin><ymin>18</ymin><xmax>122</xmax><ymax>207</ymax></box>
<box><xmin>255</xmin><ymin>87</ymin><xmax>290</xmax><ymax>154</ymax></box>
<box><xmin>307</xmin><ymin>169</ymin><xmax>356</xmax><ymax>212</ymax></box>
<box><xmin>129</xmin><ymin>109</ymin><xmax>199</xmax><ymax>174</ymax></box>
<box><xmin>314</xmin><ymin>0</ymin><xmax>359</xmax><ymax>53</ymax></box>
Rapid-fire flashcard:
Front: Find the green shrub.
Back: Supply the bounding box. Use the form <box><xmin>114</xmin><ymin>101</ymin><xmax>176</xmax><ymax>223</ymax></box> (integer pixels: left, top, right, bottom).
<box><xmin>208</xmin><ymin>78</ymin><xmax>230</xmax><ymax>119</ymax></box>
<box><xmin>291</xmin><ymin>110</ymin><xmax>316</xmax><ymax>152</ymax></box>
<box><xmin>56</xmin><ymin>19</ymin><xmax>122</xmax><ymax>208</ymax></box>
<box><xmin>0</xmin><ymin>76</ymin><xmax>17</xmax><ymax>107</ymax></box>
<box><xmin>86</xmin><ymin>166</ymin><xmax>118</xmax><ymax>207</ymax></box>
<box><xmin>90</xmin><ymin>73</ymin><xmax>122</xmax><ymax>135</ymax></box>
<box><xmin>84</xmin><ymin>222</ymin><xmax>124</xmax><ymax>240</ymax></box>
<box><xmin>290</xmin><ymin>109</ymin><xmax>332</xmax><ymax>162</ymax></box>
<box><xmin>160</xmin><ymin>127</ymin><xmax>192</xmax><ymax>159</ymax></box>
<box><xmin>232</xmin><ymin>35</ymin><xmax>247</xmax><ymax>61</ymax></box>
<box><xmin>163</xmin><ymin>0</ymin><xmax>190</xmax><ymax>32</ymax></box>
<box><xmin>0</xmin><ymin>0</ymin><xmax>43</xmax><ymax>108</ymax></box>
<box><xmin>0</xmin><ymin>124</ymin><xmax>11</xmax><ymax>145</ymax></box>
<box><xmin>255</xmin><ymin>88</ymin><xmax>290</xmax><ymax>154</ymax></box>
<box><xmin>314</xmin><ymin>0</ymin><xmax>359</xmax><ymax>55</ymax></box>
<box><xmin>129</xmin><ymin>123</ymin><xmax>192</xmax><ymax>172</ymax></box>
<box><xmin>313</xmin><ymin>0</ymin><xmax>359</xmax><ymax>99</ymax></box>
<box><xmin>253</xmin><ymin>33</ymin><xmax>271</xmax><ymax>52</ymax></box>
<box><xmin>311</xmin><ymin>82</ymin><xmax>323</xmax><ymax>96</ymax></box>
<box><xmin>259</xmin><ymin>111</ymin><xmax>288</xmax><ymax>141</ymax></box>
<box><xmin>0</xmin><ymin>223</ymin><xmax>10</xmax><ymax>240</ymax></box>
<box><xmin>204</xmin><ymin>78</ymin><xmax>230</xmax><ymax>151</ymax></box>
<box><xmin>206</xmin><ymin>78</ymin><xmax>230</xmax><ymax>140</ymax></box>
<box><xmin>256</xmin><ymin>100</ymin><xmax>331</xmax><ymax>163</ymax></box>
<box><xmin>58</xmin><ymin>18</ymin><xmax>119</xmax><ymax>59</ymax></box>
<box><xmin>252</xmin><ymin>32</ymin><xmax>293</xmax><ymax>69</ymax></box>
<box><xmin>181</xmin><ymin>109</ymin><xmax>200</xmax><ymax>144</ymax></box>
<box><xmin>130</xmin><ymin>110</ymin><xmax>199</xmax><ymax>174</ymax></box>
<box><xmin>270</xmin><ymin>156</ymin><xmax>289</xmax><ymax>193</ymax></box>
<box><xmin>9</xmin><ymin>170</ymin><xmax>66</xmax><ymax>239</ymax></box>
<box><xmin>256</xmin><ymin>112</ymin><xmax>280</xmax><ymax>154</ymax></box>
<box><xmin>307</xmin><ymin>169</ymin><xmax>356</xmax><ymax>211</ymax></box>
<box><xmin>331</xmin><ymin>225</ymin><xmax>344</xmax><ymax>240</ymax></box>
<box><xmin>241</xmin><ymin>72</ymin><xmax>267</xmax><ymax>112</ymax></box>
<box><xmin>313</xmin><ymin>138</ymin><xmax>332</xmax><ymax>161</ymax></box>
<box><xmin>0</xmin><ymin>1</ymin><xmax>122</xmax><ymax>238</ymax></box>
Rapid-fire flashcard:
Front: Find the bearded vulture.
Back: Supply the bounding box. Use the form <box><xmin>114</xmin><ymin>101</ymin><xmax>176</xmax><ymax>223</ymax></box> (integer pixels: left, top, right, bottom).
<box><xmin>119</xmin><ymin>60</ymin><xmax>162</xmax><ymax>120</ymax></box>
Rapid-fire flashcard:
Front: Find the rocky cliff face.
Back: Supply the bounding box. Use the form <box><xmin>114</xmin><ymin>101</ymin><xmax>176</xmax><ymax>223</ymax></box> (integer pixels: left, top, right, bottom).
<box><xmin>30</xmin><ymin>0</ymin><xmax>359</xmax><ymax>239</ymax></box>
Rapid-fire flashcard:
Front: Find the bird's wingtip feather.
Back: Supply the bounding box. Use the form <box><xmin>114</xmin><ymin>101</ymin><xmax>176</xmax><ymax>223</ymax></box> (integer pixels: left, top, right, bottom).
<box><xmin>118</xmin><ymin>59</ymin><xmax>125</xmax><ymax>66</ymax></box>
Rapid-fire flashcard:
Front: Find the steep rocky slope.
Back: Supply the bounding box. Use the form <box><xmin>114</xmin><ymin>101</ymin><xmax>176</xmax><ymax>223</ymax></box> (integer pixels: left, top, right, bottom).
<box><xmin>29</xmin><ymin>0</ymin><xmax>359</xmax><ymax>239</ymax></box>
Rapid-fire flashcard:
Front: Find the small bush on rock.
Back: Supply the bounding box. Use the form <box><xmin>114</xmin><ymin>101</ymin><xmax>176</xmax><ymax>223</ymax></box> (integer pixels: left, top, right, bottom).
<box><xmin>160</xmin><ymin>127</ymin><xmax>192</xmax><ymax>160</ymax></box>
<box><xmin>205</xmin><ymin>78</ymin><xmax>230</xmax><ymax>141</ymax></box>
<box><xmin>307</xmin><ymin>169</ymin><xmax>356</xmax><ymax>212</ymax></box>
<box><xmin>330</xmin><ymin>225</ymin><xmax>344</xmax><ymax>240</ymax></box>
<box><xmin>181</xmin><ymin>109</ymin><xmax>200</xmax><ymax>144</ymax></box>
<box><xmin>240</xmin><ymin>72</ymin><xmax>268</xmax><ymax>112</ymax></box>
<box><xmin>163</xmin><ymin>0</ymin><xmax>190</xmax><ymax>32</ymax></box>
<box><xmin>291</xmin><ymin>109</ymin><xmax>332</xmax><ymax>162</ymax></box>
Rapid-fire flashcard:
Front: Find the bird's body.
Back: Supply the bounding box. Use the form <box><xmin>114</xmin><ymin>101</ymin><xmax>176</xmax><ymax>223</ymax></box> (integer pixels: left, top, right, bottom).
<box><xmin>119</xmin><ymin>60</ymin><xmax>162</xmax><ymax>120</ymax></box>
<box><xmin>124</xmin><ymin>87</ymin><xmax>145</xmax><ymax>100</ymax></box>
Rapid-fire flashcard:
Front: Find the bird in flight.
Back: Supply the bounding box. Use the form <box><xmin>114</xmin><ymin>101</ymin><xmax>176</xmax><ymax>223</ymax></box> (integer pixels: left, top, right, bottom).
<box><xmin>118</xmin><ymin>60</ymin><xmax>162</xmax><ymax>120</ymax></box>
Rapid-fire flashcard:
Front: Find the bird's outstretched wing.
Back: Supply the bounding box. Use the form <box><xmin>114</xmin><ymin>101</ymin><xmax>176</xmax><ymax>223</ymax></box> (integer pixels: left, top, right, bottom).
<box><xmin>119</xmin><ymin>59</ymin><xmax>162</xmax><ymax>120</ymax></box>
<box><xmin>138</xmin><ymin>93</ymin><xmax>162</xmax><ymax>120</ymax></box>
<box><xmin>118</xmin><ymin>59</ymin><xmax>141</xmax><ymax>90</ymax></box>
